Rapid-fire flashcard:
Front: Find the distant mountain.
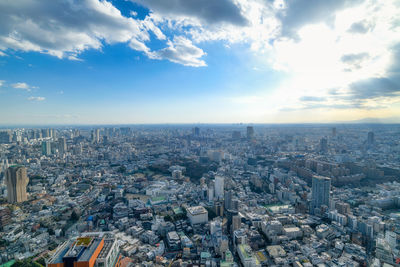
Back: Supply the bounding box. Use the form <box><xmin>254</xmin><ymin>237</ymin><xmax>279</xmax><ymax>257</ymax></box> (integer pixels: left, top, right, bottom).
<box><xmin>339</xmin><ymin>117</ymin><xmax>400</xmax><ymax>124</ymax></box>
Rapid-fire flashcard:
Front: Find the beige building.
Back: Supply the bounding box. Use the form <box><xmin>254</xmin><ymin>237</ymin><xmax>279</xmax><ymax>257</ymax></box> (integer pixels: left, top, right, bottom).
<box><xmin>6</xmin><ymin>166</ymin><xmax>29</xmax><ymax>203</ymax></box>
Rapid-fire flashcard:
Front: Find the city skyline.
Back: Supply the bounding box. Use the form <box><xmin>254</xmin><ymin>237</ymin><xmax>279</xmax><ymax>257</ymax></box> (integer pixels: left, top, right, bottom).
<box><xmin>0</xmin><ymin>0</ymin><xmax>399</xmax><ymax>125</ymax></box>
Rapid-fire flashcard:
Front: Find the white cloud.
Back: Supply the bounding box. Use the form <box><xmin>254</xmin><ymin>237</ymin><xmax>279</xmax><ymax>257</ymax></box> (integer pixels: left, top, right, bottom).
<box><xmin>268</xmin><ymin>0</ymin><xmax>400</xmax><ymax>110</ymax></box>
<box><xmin>0</xmin><ymin>0</ymin><xmax>150</xmax><ymax>59</ymax></box>
<box><xmin>148</xmin><ymin>36</ymin><xmax>206</xmax><ymax>67</ymax></box>
<box><xmin>27</xmin><ymin>96</ymin><xmax>45</xmax><ymax>101</ymax></box>
<box><xmin>0</xmin><ymin>0</ymin><xmax>398</xmax><ymax>83</ymax></box>
<box><xmin>0</xmin><ymin>80</ymin><xmax>4</xmax><ymax>87</ymax></box>
<box><xmin>12</xmin><ymin>82</ymin><xmax>31</xmax><ymax>91</ymax></box>
<box><xmin>0</xmin><ymin>51</ymin><xmax>7</xmax><ymax>56</ymax></box>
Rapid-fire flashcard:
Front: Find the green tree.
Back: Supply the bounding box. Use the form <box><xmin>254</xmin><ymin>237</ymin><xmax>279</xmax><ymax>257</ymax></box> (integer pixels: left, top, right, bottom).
<box><xmin>117</xmin><ymin>165</ymin><xmax>127</xmax><ymax>173</ymax></box>
<box><xmin>70</xmin><ymin>210</ymin><xmax>80</xmax><ymax>221</ymax></box>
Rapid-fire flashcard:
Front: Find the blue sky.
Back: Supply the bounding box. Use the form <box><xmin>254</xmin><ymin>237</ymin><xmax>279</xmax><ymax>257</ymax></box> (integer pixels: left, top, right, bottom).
<box><xmin>0</xmin><ymin>0</ymin><xmax>399</xmax><ymax>125</ymax></box>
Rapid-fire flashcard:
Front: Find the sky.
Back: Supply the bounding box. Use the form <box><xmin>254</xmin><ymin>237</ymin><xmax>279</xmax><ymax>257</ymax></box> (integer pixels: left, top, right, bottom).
<box><xmin>0</xmin><ymin>0</ymin><xmax>399</xmax><ymax>125</ymax></box>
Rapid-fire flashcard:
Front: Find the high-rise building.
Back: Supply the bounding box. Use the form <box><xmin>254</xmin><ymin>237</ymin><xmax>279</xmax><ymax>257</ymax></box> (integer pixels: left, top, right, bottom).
<box><xmin>0</xmin><ymin>131</ymin><xmax>12</xmax><ymax>144</ymax></box>
<box><xmin>41</xmin><ymin>128</ymin><xmax>50</xmax><ymax>138</ymax></box>
<box><xmin>320</xmin><ymin>138</ymin><xmax>328</xmax><ymax>153</ymax></box>
<box><xmin>246</xmin><ymin>126</ymin><xmax>254</xmax><ymax>140</ymax></box>
<box><xmin>332</xmin><ymin>127</ymin><xmax>336</xmax><ymax>137</ymax></box>
<box><xmin>367</xmin><ymin>131</ymin><xmax>375</xmax><ymax>145</ymax></box>
<box><xmin>193</xmin><ymin>127</ymin><xmax>200</xmax><ymax>136</ymax></box>
<box><xmin>5</xmin><ymin>166</ymin><xmax>29</xmax><ymax>203</ymax></box>
<box><xmin>232</xmin><ymin>215</ymin><xmax>241</xmax><ymax>232</ymax></box>
<box><xmin>224</xmin><ymin>190</ymin><xmax>233</xmax><ymax>210</ymax></box>
<box><xmin>208</xmin><ymin>185</ymin><xmax>214</xmax><ymax>202</ymax></box>
<box><xmin>58</xmin><ymin>137</ymin><xmax>67</xmax><ymax>154</ymax></box>
<box><xmin>311</xmin><ymin>175</ymin><xmax>331</xmax><ymax>214</ymax></box>
<box><xmin>42</xmin><ymin>141</ymin><xmax>52</xmax><ymax>156</ymax></box>
<box><xmin>214</xmin><ymin>176</ymin><xmax>224</xmax><ymax>200</ymax></box>
<box><xmin>91</xmin><ymin>129</ymin><xmax>101</xmax><ymax>143</ymax></box>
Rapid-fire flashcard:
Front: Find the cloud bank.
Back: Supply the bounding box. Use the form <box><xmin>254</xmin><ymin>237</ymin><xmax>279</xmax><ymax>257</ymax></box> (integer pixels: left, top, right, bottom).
<box><xmin>0</xmin><ymin>0</ymin><xmax>399</xmax><ymax>115</ymax></box>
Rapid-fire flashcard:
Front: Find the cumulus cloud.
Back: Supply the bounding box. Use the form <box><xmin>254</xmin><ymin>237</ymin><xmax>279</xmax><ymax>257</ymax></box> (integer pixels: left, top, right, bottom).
<box><xmin>276</xmin><ymin>0</ymin><xmax>362</xmax><ymax>38</ymax></box>
<box><xmin>299</xmin><ymin>96</ymin><xmax>326</xmax><ymax>102</ymax></box>
<box><xmin>348</xmin><ymin>20</ymin><xmax>374</xmax><ymax>34</ymax></box>
<box><xmin>348</xmin><ymin>78</ymin><xmax>400</xmax><ymax>100</ymax></box>
<box><xmin>341</xmin><ymin>53</ymin><xmax>370</xmax><ymax>63</ymax></box>
<box><xmin>0</xmin><ymin>80</ymin><xmax>4</xmax><ymax>87</ymax></box>
<box><xmin>28</xmin><ymin>96</ymin><xmax>45</xmax><ymax>101</ymax></box>
<box><xmin>12</xmin><ymin>82</ymin><xmax>31</xmax><ymax>91</ymax></box>
<box><xmin>148</xmin><ymin>36</ymin><xmax>206</xmax><ymax>67</ymax></box>
<box><xmin>0</xmin><ymin>0</ymin><xmax>149</xmax><ymax>59</ymax></box>
<box><xmin>0</xmin><ymin>0</ymin><xmax>399</xmax><ymax>103</ymax></box>
<box><xmin>341</xmin><ymin>52</ymin><xmax>370</xmax><ymax>71</ymax></box>
<box><xmin>132</xmin><ymin>0</ymin><xmax>248</xmax><ymax>26</ymax></box>
<box><xmin>0</xmin><ymin>0</ymin><xmax>210</xmax><ymax>66</ymax></box>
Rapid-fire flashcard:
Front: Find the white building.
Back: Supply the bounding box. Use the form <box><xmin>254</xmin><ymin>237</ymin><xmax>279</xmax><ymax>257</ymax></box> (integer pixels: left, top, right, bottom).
<box><xmin>283</xmin><ymin>227</ymin><xmax>302</xmax><ymax>239</ymax></box>
<box><xmin>187</xmin><ymin>206</ymin><xmax>208</xmax><ymax>225</ymax></box>
<box><xmin>95</xmin><ymin>238</ymin><xmax>120</xmax><ymax>267</ymax></box>
<box><xmin>208</xmin><ymin>187</ymin><xmax>214</xmax><ymax>202</ymax></box>
<box><xmin>237</xmin><ymin>244</ymin><xmax>260</xmax><ymax>267</ymax></box>
<box><xmin>215</xmin><ymin>176</ymin><xmax>224</xmax><ymax>200</ymax></box>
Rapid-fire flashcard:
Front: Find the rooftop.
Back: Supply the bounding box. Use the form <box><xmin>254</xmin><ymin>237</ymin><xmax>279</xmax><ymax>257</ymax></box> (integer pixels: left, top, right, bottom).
<box><xmin>187</xmin><ymin>206</ymin><xmax>207</xmax><ymax>215</ymax></box>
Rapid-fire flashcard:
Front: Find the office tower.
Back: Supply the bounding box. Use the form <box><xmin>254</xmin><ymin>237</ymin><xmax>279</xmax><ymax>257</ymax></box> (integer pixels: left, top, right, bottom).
<box><xmin>41</xmin><ymin>141</ymin><xmax>52</xmax><ymax>156</ymax></box>
<box><xmin>231</xmin><ymin>199</ymin><xmax>239</xmax><ymax>211</ymax></box>
<box><xmin>92</xmin><ymin>129</ymin><xmax>100</xmax><ymax>143</ymax></box>
<box><xmin>332</xmin><ymin>127</ymin><xmax>336</xmax><ymax>137</ymax></box>
<box><xmin>12</xmin><ymin>131</ymin><xmax>21</xmax><ymax>142</ymax></box>
<box><xmin>50</xmin><ymin>128</ymin><xmax>56</xmax><ymax>139</ymax></box>
<box><xmin>320</xmin><ymin>138</ymin><xmax>328</xmax><ymax>153</ymax></box>
<box><xmin>367</xmin><ymin>131</ymin><xmax>374</xmax><ymax>145</ymax></box>
<box><xmin>214</xmin><ymin>176</ymin><xmax>224</xmax><ymax>200</ymax></box>
<box><xmin>208</xmin><ymin>186</ymin><xmax>214</xmax><ymax>202</ymax></box>
<box><xmin>58</xmin><ymin>137</ymin><xmax>67</xmax><ymax>154</ymax></box>
<box><xmin>226</xmin><ymin>209</ymin><xmax>239</xmax><ymax>234</ymax></box>
<box><xmin>311</xmin><ymin>175</ymin><xmax>331</xmax><ymax>214</ymax></box>
<box><xmin>41</xmin><ymin>128</ymin><xmax>50</xmax><ymax>138</ymax></box>
<box><xmin>0</xmin><ymin>131</ymin><xmax>12</xmax><ymax>144</ymax></box>
<box><xmin>232</xmin><ymin>215</ymin><xmax>241</xmax><ymax>232</ymax></box>
<box><xmin>224</xmin><ymin>190</ymin><xmax>232</xmax><ymax>210</ymax></box>
<box><xmin>193</xmin><ymin>127</ymin><xmax>200</xmax><ymax>136</ymax></box>
<box><xmin>246</xmin><ymin>126</ymin><xmax>254</xmax><ymax>140</ymax></box>
<box><xmin>120</xmin><ymin>127</ymin><xmax>131</xmax><ymax>136</ymax></box>
<box><xmin>5</xmin><ymin>166</ymin><xmax>29</xmax><ymax>203</ymax></box>
<box><xmin>35</xmin><ymin>129</ymin><xmax>42</xmax><ymax>139</ymax></box>
<box><xmin>232</xmin><ymin>131</ymin><xmax>241</xmax><ymax>140</ymax></box>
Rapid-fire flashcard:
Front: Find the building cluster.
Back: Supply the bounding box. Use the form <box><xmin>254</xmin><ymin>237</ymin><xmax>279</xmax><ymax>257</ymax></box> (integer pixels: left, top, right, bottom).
<box><xmin>0</xmin><ymin>124</ymin><xmax>399</xmax><ymax>266</ymax></box>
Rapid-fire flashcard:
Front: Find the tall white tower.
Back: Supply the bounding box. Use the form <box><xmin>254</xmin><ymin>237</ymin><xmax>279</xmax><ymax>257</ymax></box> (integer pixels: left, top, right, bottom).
<box><xmin>214</xmin><ymin>176</ymin><xmax>224</xmax><ymax>200</ymax></box>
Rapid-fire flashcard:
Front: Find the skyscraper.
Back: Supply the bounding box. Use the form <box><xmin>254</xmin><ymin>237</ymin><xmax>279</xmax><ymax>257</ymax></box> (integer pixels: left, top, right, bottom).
<box><xmin>0</xmin><ymin>131</ymin><xmax>12</xmax><ymax>144</ymax></box>
<box><xmin>6</xmin><ymin>166</ymin><xmax>29</xmax><ymax>203</ymax></box>
<box><xmin>332</xmin><ymin>127</ymin><xmax>336</xmax><ymax>137</ymax></box>
<box><xmin>42</xmin><ymin>141</ymin><xmax>52</xmax><ymax>156</ymax></box>
<box><xmin>246</xmin><ymin>126</ymin><xmax>254</xmax><ymax>140</ymax></box>
<box><xmin>214</xmin><ymin>176</ymin><xmax>224</xmax><ymax>200</ymax></box>
<box><xmin>58</xmin><ymin>137</ymin><xmax>67</xmax><ymax>154</ymax></box>
<box><xmin>311</xmin><ymin>175</ymin><xmax>331</xmax><ymax>214</ymax></box>
<box><xmin>367</xmin><ymin>131</ymin><xmax>375</xmax><ymax>145</ymax></box>
<box><xmin>193</xmin><ymin>127</ymin><xmax>200</xmax><ymax>136</ymax></box>
<box><xmin>224</xmin><ymin>190</ymin><xmax>233</xmax><ymax>210</ymax></box>
<box><xmin>92</xmin><ymin>129</ymin><xmax>100</xmax><ymax>143</ymax></box>
<box><xmin>320</xmin><ymin>138</ymin><xmax>328</xmax><ymax>153</ymax></box>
